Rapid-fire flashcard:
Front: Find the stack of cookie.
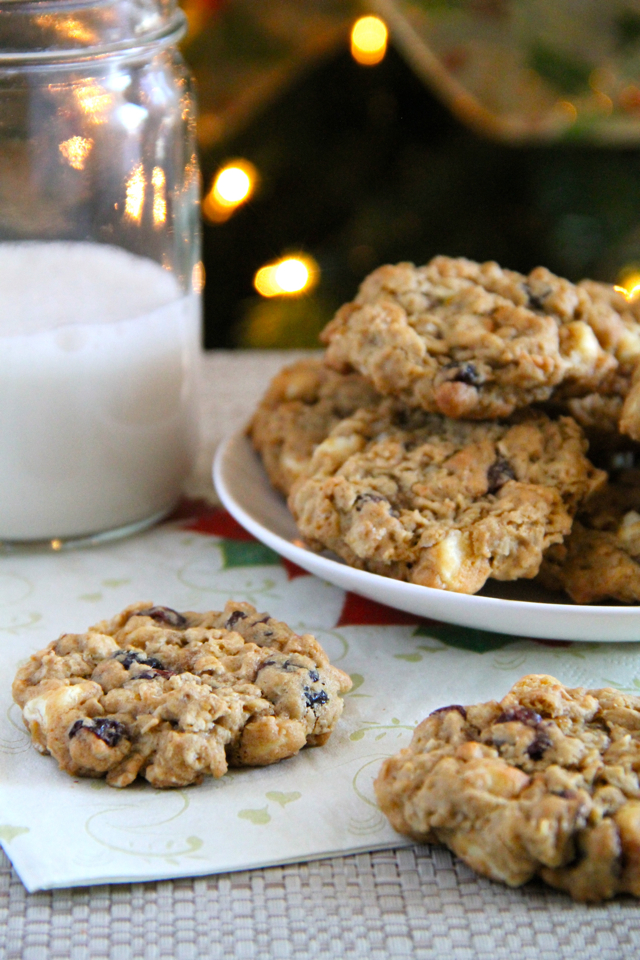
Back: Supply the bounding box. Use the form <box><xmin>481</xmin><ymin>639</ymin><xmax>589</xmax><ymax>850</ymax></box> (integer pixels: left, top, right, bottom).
<box><xmin>250</xmin><ymin>256</ymin><xmax>640</xmax><ymax>603</ymax></box>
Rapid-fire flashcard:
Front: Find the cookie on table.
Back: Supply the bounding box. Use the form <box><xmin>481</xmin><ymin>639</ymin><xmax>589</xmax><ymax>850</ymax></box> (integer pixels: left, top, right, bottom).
<box><xmin>288</xmin><ymin>400</ymin><xmax>605</xmax><ymax>594</ymax></box>
<box><xmin>320</xmin><ymin>256</ymin><xmax>640</xmax><ymax>435</ymax></box>
<box><xmin>538</xmin><ymin>471</ymin><xmax>640</xmax><ymax>603</ymax></box>
<box><xmin>13</xmin><ymin>601</ymin><xmax>352</xmax><ymax>788</ymax></box>
<box><xmin>249</xmin><ymin>357</ymin><xmax>380</xmax><ymax>495</ymax></box>
<box><xmin>375</xmin><ymin>674</ymin><xmax>640</xmax><ymax>902</ymax></box>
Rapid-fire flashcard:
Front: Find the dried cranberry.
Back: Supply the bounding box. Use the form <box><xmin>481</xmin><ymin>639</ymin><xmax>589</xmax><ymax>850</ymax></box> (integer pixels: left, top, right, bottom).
<box><xmin>526</xmin><ymin>729</ymin><xmax>552</xmax><ymax>760</ymax></box>
<box><xmin>92</xmin><ymin>718</ymin><xmax>127</xmax><ymax>746</ymax></box>
<box><xmin>355</xmin><ymin>493</ymin><xmax>386</xmax><ymax>507</ymax></box>
<box><xmin>523</xmin><ymin>282</ymin><xmax>547</xmax><ymax>311</ymax></box>
<box><xmin>115</xmin><ymin>650</ymin><xmax>164</xmax><ymax>671</ymax></box>
<box><xmin>69</xmin><ymin>718</ymin><xmax>127</xmax><ymax>747</ymax></box>
<box><xmin>487</xmin><ymin>457</ymin><xmax>516</xmax><ymax>494</ymax></box>
<box><xmin>225</xmin><ymin>610</ymin><xmax>247</xmax><ymax>630</ymax></box>
<box><xmin>304</xmin><ymin>687</ymin><xmax>329</xmax><ymax>709</ymax></box>
<box><xmin>496</xmin><ymin>706</ymin><xmax>542</xmax><ymax>726</ymax></box>
<box><xmin>451</xmin><ymin>362</ymin><xmax>483</xmax><ymax>386</ymax></box>
<box><xmin>137</xmin><ymin>606</ymin><xmax>187</xmax><ymax>628</ymax></box>
<box><xmin>429</xmin><ymin>704</ymin><xmax>467</xmax><ymax>718</ymax></box>
<box><xmin>68</xmin><ymin>719</ymin><xmax>85</xmax><ymax>739</ymax></box>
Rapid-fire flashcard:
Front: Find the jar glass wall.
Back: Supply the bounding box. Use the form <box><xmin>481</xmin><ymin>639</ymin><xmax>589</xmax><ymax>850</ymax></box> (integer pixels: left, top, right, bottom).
<box><xmin>0</xmin><ymin>0</ymin><xmax>202</xmax><ymax>546</ymax></box>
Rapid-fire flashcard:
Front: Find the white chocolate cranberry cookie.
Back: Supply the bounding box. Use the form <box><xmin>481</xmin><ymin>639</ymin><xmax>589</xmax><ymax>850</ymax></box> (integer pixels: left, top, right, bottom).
<box><xmin>375</xmin><ymin>674</ymin><xmax>640</xmax><ymax>902</ymax></box>
<box><xmin>288</xmin><ymin>401</ymin><xmax>605</xmax><ymax>594</ymax></box>
<box><xmin>13</xmin><ymin>601</ymin><xmax>352</xmax><ymax>788</ymax></box>
<box><xmin>321</xmin><ymin>257</ymin><xmax>640</xmax><ymax>435</ymax></box>
<box><xmin>538</xmin><ymin>471</ymin><xmax>640</xmax><ymax>603</ymax></box>
<box><xmin>249</xmin><ymin>357</ymin><xmax>380</xmax><ymax>495</ymax></box>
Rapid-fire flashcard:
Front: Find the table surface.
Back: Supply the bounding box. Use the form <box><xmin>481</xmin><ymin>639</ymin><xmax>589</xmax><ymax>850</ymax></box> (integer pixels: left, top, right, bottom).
<box><xmin>2</xmin><ymin>350</ymin><xmax>640</xmax><ymax>960</ymax></box>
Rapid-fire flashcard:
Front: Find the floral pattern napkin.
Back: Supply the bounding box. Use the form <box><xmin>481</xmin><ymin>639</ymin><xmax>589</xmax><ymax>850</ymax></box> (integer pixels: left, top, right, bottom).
<box><xmin>2</xmin><ymin>501</ymin><xmax>640</xmax><ymax>891</ymax></box>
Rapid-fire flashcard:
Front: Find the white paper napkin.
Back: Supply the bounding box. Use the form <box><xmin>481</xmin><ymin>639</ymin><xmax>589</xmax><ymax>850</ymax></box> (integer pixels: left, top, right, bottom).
<box><xmin>2</xmin><ymin>506</ymin><xmax>640</xmax><ymax>891</ymax></box>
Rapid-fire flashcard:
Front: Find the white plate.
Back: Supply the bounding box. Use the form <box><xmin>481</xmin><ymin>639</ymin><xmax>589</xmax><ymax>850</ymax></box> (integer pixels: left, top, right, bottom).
<box><xmin>213</xmin><ymin>431</ymin><xmax>640</xmax><ymax>642</ymax></box>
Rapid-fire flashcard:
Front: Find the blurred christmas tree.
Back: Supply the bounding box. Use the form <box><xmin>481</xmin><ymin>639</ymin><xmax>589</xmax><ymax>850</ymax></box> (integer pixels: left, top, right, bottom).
<box><xmin>181</xmin><ymin>0</ymin><xmax>640</xmax><ymax>349</ymax></box>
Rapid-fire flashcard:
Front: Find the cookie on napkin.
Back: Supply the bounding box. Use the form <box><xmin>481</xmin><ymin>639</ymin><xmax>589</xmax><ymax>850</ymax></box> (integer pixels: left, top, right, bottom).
<box><xmin>13</xmin><ymin>601</ymin><xmax>352</xmax><ymax>788</ymax></box>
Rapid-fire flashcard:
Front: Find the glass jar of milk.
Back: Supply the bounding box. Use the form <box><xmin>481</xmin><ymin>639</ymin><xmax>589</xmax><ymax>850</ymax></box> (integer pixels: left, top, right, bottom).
<box><xmin>0</xmin><ymin>0</ymin><xmax>201</xmax><ymax>547</ymax></box>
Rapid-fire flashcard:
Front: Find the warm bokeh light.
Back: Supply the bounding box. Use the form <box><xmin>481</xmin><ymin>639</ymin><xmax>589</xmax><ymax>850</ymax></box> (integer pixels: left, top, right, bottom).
<box><xmin>254</xmin><ymin>255</ymin><xmax>319</xmax><ymax>297</ymax></box>
<box><xmin>74</xmin><ymin>81</ymin><xmax>112</xmax><ymax>123</ymax></box>
<box><xmin>35</xmin><ymin>14</ymin><xmax>95</xmax><ymax>44</ymax></box>
<box><xmin>351</xmin><ymin>16</ymin><xmax>388</xmax><ymax>66</ymax></box>
<box><xmin>59</xmin><ymin>136</ymin><xmax>93</xmax><ymax>170</ymax></box>
<box><xmin>274</xmin><ymin>258</ymin><xmax>310</xmax><ymax>293</ymax></box>
<box><xmin>61</xmin><ymin>16</ymin><xmax>95</xmax><ymax>43</ymax></box>
<box><xmin>615</xmin><ymin>273</ymin><xmax>640</xmax><ymax>301</ymax></box>
<box><xmin>203</xmin><ymin>159</ymin><xmax>258</xmax><ymax>222</ymax></box>
<box><xmin>192</xmin><ymin>260</ymin><xmax>205</xmax><ymax>294</ymax></box>
<box><xmin>216</xmin><ymin>167</ymin><xmax>251</xmax><ymax>204</ymax></box>
<box><xmin>555</xmin><ymin>100</ymin><xmax>578</xmax><ymax>123</ymax></box>
<box><xmin>620</xmin><ymin>84</ymin><xmax>640</xmax><ymax>113</ymax></box>
<box><xmin>152</xmin><ymin>166</ymin><xmax>166</xmax><ymax>226</ymax></box>
<box><xmin>125</xmin><ymin>162</ymin><xmax>146</xmax><ymax>222</ymax></box>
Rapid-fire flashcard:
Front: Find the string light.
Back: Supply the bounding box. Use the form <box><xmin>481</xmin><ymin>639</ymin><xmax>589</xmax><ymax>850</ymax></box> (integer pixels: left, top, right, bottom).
<box><xmin>203</xmin><ymin>159</ymin><xmax>258</xmax><ymax>222</ymax></box>
<box><xmin>254</xmin><ymin>255</ymin><xmax>319</xmax><ymax>297</ymax></box>
<box><xmin>615</xmin><ymin>275</ymin><xmax>640</xmax><ymax>301</ymax></box>
<box><xmin>351</xmin><ymin>16</ymin><xmax>388</xmax><ymax>66</ymax></box>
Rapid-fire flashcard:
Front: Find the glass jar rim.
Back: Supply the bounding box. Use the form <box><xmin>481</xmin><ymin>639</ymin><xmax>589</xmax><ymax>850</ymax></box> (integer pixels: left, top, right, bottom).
<box><xmin>0</xmin><ymin>4</ymin><xmax>186</xmax><ymax>66</ymax></box>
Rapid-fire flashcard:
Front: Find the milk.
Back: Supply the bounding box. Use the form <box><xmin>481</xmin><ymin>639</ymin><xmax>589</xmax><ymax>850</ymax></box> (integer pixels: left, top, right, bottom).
<box><xmin>0</xmin><ymin>242</ymin><xmax>200</xmax><ymax>541</ymax></box>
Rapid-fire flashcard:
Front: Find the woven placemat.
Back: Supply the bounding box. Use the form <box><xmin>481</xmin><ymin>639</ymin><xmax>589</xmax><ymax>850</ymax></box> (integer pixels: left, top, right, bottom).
<box><xmin>3</xmin><ymin>844</ymin><xmax>640</xmax><ymax>960</ymax></box>
<box><xmin>3</xmin><ymin>351</ymin><xmax>640</xmax><ymax>958</ymax></box>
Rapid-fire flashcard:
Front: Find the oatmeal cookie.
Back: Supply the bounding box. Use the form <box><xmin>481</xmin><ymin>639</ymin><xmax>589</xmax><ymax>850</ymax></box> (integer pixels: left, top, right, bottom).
<box><xmin>375</xmin><ymin>674</ymin><xmax>640</xmax><ymax>902</ymax></box>
<box><xmin>321</xmin><ymin>257</ymin><xmax>640</xmax><ymax>434</ymax></box>
<box><xmin>576</xmin><ymin>280</ymin><xmax>640</xmax><ymax>439</ymax></box>
<box><xmin>538</xmin><ymin>471</ymin><xmax>640</xmax><ymax>603</ymax></box>
<box><xmin>249</xmin><ymin>357</ymin><xmax>379</xmax><ymax>495</ymax></box>
<box><xmin>13</xmin><ymin>601</ymin><xmax>352</xmax><ymax>788</ymax></box>
<box><xmin>288</xmin><ymin>401</ymin><xmax>605</xmax><ymax>594</ymax></box>
<box><xmin>554</xmin><ymin>392</ymin><xmax>626</xmax><ymax>434</ymax></box>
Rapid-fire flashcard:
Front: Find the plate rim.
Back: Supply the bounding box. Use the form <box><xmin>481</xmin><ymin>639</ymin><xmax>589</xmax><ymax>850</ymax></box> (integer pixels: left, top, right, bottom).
<box><xmin>213</xmin><ymin>430</ymin><xmax>640</xmax><ymax>642</ymax></box>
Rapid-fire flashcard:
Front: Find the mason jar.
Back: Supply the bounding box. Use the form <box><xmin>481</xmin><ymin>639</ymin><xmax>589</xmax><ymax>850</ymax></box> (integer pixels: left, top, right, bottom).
<box><xmin>0</xmin><ymin>0</ymin><xmax>201</xmax><ymax>548</ymax></box>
